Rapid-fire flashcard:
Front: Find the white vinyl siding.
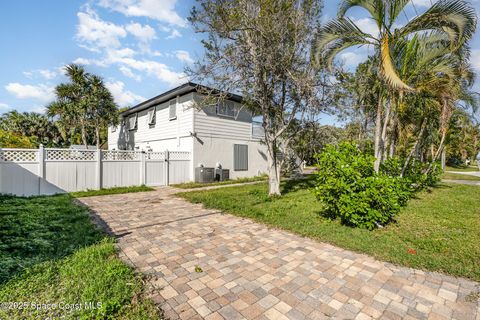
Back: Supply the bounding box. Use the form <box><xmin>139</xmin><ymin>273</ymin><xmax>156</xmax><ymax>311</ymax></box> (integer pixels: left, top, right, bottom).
<box><xmin>169</xmin><ymin>99</ymin><xmax>177</xmax><ymax>120</ymax></box>
<box><xmin>233</xmin><ymin>144</ymin><xmax>248</xmax><ymax>171</ymax></box>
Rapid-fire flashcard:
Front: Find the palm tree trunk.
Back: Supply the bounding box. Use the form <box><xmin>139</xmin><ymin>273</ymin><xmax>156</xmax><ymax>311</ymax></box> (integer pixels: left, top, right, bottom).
<box><xmin>374</xmin><ymin>97</ymin><xmax>383</xmax><ymax>172</ymax></box>
<box><xmin>401</xmin><ymin>119</ymin><xmax>426</xmax><ymax>177</ymax></box>
<box><xmin>95</xmin><ymin>125</ymin><xmax>100</xmax><ymax>149</ymax></box>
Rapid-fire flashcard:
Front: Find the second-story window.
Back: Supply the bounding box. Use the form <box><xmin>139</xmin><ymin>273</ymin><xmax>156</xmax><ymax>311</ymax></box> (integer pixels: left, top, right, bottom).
<box><xmin>128</xmin><ymin>114</ymin><xmax>137</xmax><ymax>130</ymax></box>
<box><xmin>217</xmin><ymin>100</ymin><xmax>236</xmax><ymax>118</ymax></box>
<box><xmin>148</xmin><ymin>108</ymin><xmax>156</xmax><ymax>126</ymax></box>
<box><xmin>169</xmin><ymin>99</ymin><xmax>177</xmax><ymax>120</ymax></box>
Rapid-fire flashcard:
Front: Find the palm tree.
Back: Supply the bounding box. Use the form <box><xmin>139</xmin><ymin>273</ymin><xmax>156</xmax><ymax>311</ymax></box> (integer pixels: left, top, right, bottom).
<box><xmin>314</xmin><ymin>0</ymin><xmax>477</xmax><ymax>171</ymax></box>
<box><xmin>48</xmin><ymin>64</ymin><xmax>119</xmax><ymax>148</ymax></box>
<box><xmin>48</xmin><ymin>64</ymin><xmax>91</xmax><ymax>147</ymax></box>
<box><xmin>88</xmin><ymin>75</ymin><xmax>119</xmax><ymax>148</ymax></box>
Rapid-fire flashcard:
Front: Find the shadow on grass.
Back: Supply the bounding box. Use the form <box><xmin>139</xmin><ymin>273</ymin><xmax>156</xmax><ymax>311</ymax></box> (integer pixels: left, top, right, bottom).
<box><xmin>0</xmin><ymin>194</ymin><xmax>104</xmax><ymax>284</ymax></box>
<box><xmin>281</xmin><ymin>176</ymin><xmax>316</xmax><ymax>195</ymax></box>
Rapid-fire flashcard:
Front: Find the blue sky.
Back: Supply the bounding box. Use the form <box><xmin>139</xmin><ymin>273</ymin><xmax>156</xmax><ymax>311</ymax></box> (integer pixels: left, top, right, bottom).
<box><xmin>0</xmin><ymin>0</ymin><xmax>479</xmax><ymax>115</ymax></box>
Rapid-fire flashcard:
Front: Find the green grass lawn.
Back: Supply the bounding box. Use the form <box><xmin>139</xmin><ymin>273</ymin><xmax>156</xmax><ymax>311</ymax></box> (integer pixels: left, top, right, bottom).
<box><xmin>178</xmin><ymin>179</ymin><xmax>480</xmax><ymax>281</ymax></box>
<box><xmin>443</xmin><ymin>172</ymin><xmax>480</xmax><ymax>181</ymax></box>
<box><xmin>70</xmin><ymin>185</ymin><xmax>154</xmax><ymax>198</ymax></box>
<box><xmin>445</xmin><ymin>165</ymin><xmax>479</xmax><ymax>172</ymax></box>
<box><xmin>172</xmin><ymin>175</ymin><xmax>268</xmax><ymax>189</ymax></box>
<box><xmin>0</xmin><ymin>194</ymin><xmax>160</xmax><ymax>319</ymax></box>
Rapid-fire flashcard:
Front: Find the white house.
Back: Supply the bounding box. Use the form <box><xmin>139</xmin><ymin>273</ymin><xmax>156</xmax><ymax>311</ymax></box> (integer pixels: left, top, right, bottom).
<box><xmin>108</xmin><ymin>82</ymin><xmax>268</xmax><ymax>182</ymax></box>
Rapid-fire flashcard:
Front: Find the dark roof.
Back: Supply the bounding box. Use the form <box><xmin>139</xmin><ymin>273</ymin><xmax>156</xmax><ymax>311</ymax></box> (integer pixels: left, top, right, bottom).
<box><xmin>121</xmin><ymin>82</ymin><xmax>243</xmax><ymax>116</ymax></box>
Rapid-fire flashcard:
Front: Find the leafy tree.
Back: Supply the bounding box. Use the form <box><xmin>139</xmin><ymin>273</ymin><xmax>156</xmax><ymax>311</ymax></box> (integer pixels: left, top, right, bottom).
<box><xmin>0</xmin><ymin>111</ymin><xmax>63</xmax><ymax>147</ymax></box>
<box><xmin>48</xmin><ymin>64</ymin><xmax>119</xmax><ymax>148</ymax></box>
<box><xmin>0</xmin><ymin>130</ymin><xmax>36</xmax><ymax>148</ymax></box>
<box><xmin>314</xmin><ymin>0</ymin><xmax>477</xmax><ymax>171</ymax></box>
<box><xmin>188</xmin><ymin>0</ymin><xmax>325</xmax><ymax>196</ymax></box>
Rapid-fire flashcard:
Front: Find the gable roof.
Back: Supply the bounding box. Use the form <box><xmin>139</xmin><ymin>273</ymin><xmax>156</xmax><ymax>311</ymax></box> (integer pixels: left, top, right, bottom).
<box><xmin>121</xmin><ymin>82</ymin><xmax>244</xmax><ymax>117</ymax></box>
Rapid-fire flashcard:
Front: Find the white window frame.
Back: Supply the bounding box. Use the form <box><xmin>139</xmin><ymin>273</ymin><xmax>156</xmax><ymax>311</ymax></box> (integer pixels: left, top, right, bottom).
<box><xmin>147</xmin><ymin>107</ymin><xmax>156</xmax><ymax>126</ymax></box>
<box><xmin>169</xmin><ymin>99</ymin><xmax>177</xmax><ymax>120</ymax></box>
<box><xmin>216</xmin><ymin>100</ymin><xmax>236</xmax><ymax>118</ymax></box>
<box><xmin>128</xmin><ymin>114</ymin><xmax>138</xmax><ymax>131</ymax></box>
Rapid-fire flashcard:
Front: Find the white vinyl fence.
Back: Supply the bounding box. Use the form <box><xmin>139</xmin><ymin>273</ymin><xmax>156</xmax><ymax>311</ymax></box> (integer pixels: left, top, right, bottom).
<box><xmin>0</xmin><ymin>146</ymin><xmax>191</xmax><ymax>196</ymax></box>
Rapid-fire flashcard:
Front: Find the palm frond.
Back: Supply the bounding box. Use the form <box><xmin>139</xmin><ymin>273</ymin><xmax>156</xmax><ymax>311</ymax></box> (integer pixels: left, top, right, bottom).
<box><xmin>399</xmin><ymin>0</ymin><xmax>477</xmax><ymax>47</ymax></box>
<box><xmin>314</xmin><ymin>17</ymin><xmax>375</xmax><ymax>67</ymax></box>
<box><xmin>388</xmin><ymin>0</ymin><xmax>410</xmax><ymax>27</ymax></box>
<box><xmin>338</xmin><ymin>0</ymin><xmax>384</xmax><ymax>29</ymax></box>
<box><xmin>380</xmin><ymin>36</ymin><xmax>414</xmax><ymax>91</ymax></box>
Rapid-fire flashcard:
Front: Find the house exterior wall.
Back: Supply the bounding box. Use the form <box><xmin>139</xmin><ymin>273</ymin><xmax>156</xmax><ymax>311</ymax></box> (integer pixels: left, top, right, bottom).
<box><xmin>108</xmin><ymin>93</ymin><xmax>195</xmax><ymax>152</ymax></box>
<box><xmin>192</xmin><ymin>93</ymin><xmax>268</xmax><ymax>179</ymax></box>
<box><xmin>108</xmin><ymin>90</ymin><xmax>268</xmax><ymax>181</ymax></box>
<box><xmin>193</xmin><ymin>136</ymin><xmax>268</xmax><ymax>179</ymax></box>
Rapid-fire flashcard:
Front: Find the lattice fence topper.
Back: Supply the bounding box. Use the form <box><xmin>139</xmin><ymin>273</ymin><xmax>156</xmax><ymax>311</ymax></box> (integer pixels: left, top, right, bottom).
<box><xmin>102</xmin><ymin>150</ymin><xmax>141</xmax><ymax>161</ymax></box>
<box><xmin>46</xmin><ymin>149</ymin><xmax>97</xmax><ymax>161</ymax></box>
<box><xmin>146</xmin><ymin>152</ymin><xmax>165</xmax><ymax>160</ymax></box>
<box><xmin>169</xmin><ymin>151</ymin><xmax>191</xmax><ymax>161</ymax></box>
<box><xmin>0</xmin><ymin>149</ymin><xmax>38</xmax><ymax>162</ymax></box>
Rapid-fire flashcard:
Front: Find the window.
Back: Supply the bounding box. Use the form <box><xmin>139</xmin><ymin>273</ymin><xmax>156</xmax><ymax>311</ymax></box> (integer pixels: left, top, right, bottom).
<box><xmin>169</xmin><ymin>99</ymin><xmax>177</xmax><ymax>120</ymax></box>
<box><xmin>128</xmin><ymin>114</ymin><xmax>137</xmax><ymax>130</ymax></box>
<box><xmin>217</xmin><ymin>100</ymin><xmax>236</xmax><ymax>118</ymax></box>
<box><xmin>147</xmin><ymin>108</ymin><xmax>156</xmax><ymax>125</ymax></box>
<box><xmin>234</xmin><ymin>144</ymin><xmax>248</xmax><ymax>171</ymax></box>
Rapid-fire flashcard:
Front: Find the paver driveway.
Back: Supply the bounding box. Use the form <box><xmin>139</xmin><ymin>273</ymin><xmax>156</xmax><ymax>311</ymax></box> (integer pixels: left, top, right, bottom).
<box><xmin>79</xmin><ymin>187</ymin><xmax>480</xmax><ymax>320</ymax></box>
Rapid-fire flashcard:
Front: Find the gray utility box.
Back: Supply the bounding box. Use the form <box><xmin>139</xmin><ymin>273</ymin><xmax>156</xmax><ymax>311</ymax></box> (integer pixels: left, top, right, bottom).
<box><xmin>215</xmin><ymin>169</ymin><xmax>230</xmax><ymax>181</ymax></box>
<box><xmin>195</xmin><ymin>167</ymin><xmax>215</xmax><ymax>183</ymax></box>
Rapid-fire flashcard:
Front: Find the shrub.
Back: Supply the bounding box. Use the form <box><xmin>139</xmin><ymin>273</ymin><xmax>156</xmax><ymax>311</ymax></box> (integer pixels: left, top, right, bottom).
<box><xmin>314</xmin><ymin>143</ymin><xmax>410</xmax><ymax>230</ymax></box>
<box><xmin>381</xmin><ymin>157</ymin><xmax>442</xmax><ymax>191</ymax></box>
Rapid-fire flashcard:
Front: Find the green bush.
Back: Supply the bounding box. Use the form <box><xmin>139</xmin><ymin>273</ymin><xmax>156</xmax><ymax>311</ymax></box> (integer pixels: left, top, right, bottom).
<box><xmin>314</xmin><ymin>143</ymin><xmax>411</xmax><ymax>230</ymax></box>
<box><xmin>381</xmin><ymin>157</ymin><xmax>442</xmax><ymax>190</ymax></box>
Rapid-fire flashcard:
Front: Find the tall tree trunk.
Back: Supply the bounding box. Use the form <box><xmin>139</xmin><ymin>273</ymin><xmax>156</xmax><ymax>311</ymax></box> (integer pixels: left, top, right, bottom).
<box><xmin>401</xmin><ymin>120</ymin><xmax>427</xmax><ymax>177</ymax></box>
<box><xmin>95</xmin><ymin>125</ymin><xmax>100</xmax><ymax>149</ymax></box>
<box><xmin>425</xmin><ymin>131</ymin><xmax>447</xmax><ymax>174</ymax></box>
<box><xmin>441</xmin><ymin>148</ymin><xmax>446</xmax><ymax>170</ymax></box>
<box><xmin>373</xmin><ymin>97</ymin><xmax>383</xmax><ymax>172</ymax></box>
<box><xmin>267</xmin><ymin>145</ymin><xmax>281</xmax><ymax>196</ymax></box>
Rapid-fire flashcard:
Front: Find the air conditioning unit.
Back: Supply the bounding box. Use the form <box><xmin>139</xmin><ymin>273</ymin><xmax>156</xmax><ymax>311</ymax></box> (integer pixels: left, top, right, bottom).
<box><xmin>215</xmin><ymin>169</ymin><xmax>230</xmax><ymax>181</ymax></box>
<box><xmin>195</xmin><ymin>167</ymin><xmax>215</xmax><ymax>183</ymax></box>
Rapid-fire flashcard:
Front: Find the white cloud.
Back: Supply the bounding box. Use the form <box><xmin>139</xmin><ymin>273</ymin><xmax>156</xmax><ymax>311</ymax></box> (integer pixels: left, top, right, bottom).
<box><xmin>76</xmin><ymin>6</ymin><xmax>127</xmax><ymax>50</ymax></box>
<box><xmin>114</xmin><ymin>57</ymin><xmax>186</xmax><ymax>86</ymax></box>
<box><xmin>159</xmin><ymin>26</ymin><xmax>182</xmax><ymax>39</ymax></box>
<box><xmin>39</xmin><ymin>69</ymin><xmax>57</xmax><ymax>80</ymax></box>
<box><xmin>98</xmin><ymin>0</ymin><xmax>187</xmax><ymax>27</ymax></box>
<box><xmin>339</xmin><ymin>51</ymin><xmax>368</xmax><ymax>70</ymax></box>
<box><xmin>175</xmin><ymin>50</ymin><xmax>193</xmax><ymax>64</ymax></box>
<box><xmin>5</xmin><ymin>83</ymin><xmax>55</xmax><ymax>103</ymax></box>
<box><xmin>22</xmin><ymin>69</ymin><xmax>58</xmax><ymax>80</ymax></box>
<box><xmin>72</xmin><ymin>57</ymin><xmax>92</xmax><ymax>65</ymax></box>
<box><xmin>0</xmin><ymin>103</ymin><xmax>10</xmax><ymax>110</ymax></box>
<box><xmin>126</xmin><ymin>22</ymin><xmax>156</xmax><ymax>42</ymax></box>
<box><xmin>353</xmin><ymin>18</ymin><xmax>379</xmax><ymax>37</ymax></box>
<box><xmin>472</xmin><ymin>50</ymin><xmax>480</xmax><ymax>71</ymax></box>
<box><xmin>105</xmin><ymin>80</ymin><xmax>145</xmax><ymax>106</ymax></box>
<box><xmin>119</xmin><ymin>66</ymin><xmax>141</xmax><ymax>81</ymax></box>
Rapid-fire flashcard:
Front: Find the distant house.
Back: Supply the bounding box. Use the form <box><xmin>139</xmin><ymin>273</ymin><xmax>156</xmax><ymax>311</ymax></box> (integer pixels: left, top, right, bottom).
<box><xmin>108</xmin><ymin>82</ymin><xmax>268</xmax><ymax>181</ymax></box>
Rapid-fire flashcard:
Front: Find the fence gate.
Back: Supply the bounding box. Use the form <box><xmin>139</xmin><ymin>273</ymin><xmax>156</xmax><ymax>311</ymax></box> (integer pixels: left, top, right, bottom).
<box><xmin>0</xmin><ymin>147</ymin><xmax>191</xmax><ymax>197</ymax></box>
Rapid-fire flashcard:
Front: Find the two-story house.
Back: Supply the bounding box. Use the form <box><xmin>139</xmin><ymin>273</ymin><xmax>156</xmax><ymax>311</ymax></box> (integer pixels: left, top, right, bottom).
<box><xmin>108</xmin><ymin>82</ymin><xmax>268</xmax><ymax>182</ymax></box>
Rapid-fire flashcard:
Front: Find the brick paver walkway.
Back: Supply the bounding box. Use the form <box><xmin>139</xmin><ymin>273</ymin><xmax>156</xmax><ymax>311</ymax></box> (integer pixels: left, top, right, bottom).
<box><xmin>80</xmin><ymin>188</ymin><xmax>480</xmax><ymax>320</ymax></box>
